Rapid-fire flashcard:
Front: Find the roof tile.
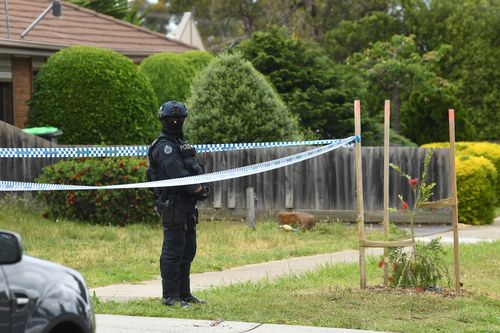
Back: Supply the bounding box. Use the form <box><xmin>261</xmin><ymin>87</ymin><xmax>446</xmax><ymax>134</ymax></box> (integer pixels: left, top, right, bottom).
<box><xmin>0</xmin><ymin>0</ymin><xmax>195</xmax><ymax>57</ymax></box>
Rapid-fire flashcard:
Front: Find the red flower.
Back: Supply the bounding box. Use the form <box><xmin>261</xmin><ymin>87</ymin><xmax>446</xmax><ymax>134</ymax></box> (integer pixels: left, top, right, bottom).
<box><xmin>66</xmin><ymin>193</ymin><xmax>76</xmax><ymax>205</ymax></box>
<box><xmin>408</xmin><ymin>178</ymin><xmax>419</xmax><ymax>187</ymax></box>
<box><xmin>401</xmin><ymin>201</ymin><xmax>409</xmax><ymax>210</ymax></box>
<box><xmin>377</xmin><ymin>260</ymin><xmax>384</xmax><ymax>268</ymax></box>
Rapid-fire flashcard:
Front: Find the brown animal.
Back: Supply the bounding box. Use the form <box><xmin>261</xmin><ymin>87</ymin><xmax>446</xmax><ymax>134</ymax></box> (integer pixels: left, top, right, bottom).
<box><xmin>276</xmin><ymin>211</ymin><xmax>316</xmax><ymax>230</ymax></box>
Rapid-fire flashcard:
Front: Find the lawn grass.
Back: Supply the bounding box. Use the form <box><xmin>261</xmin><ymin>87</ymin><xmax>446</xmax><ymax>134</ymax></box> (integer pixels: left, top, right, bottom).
<box><xmin>495</xmin><ymin>207</ymin><xmax>500</xmax><ymax>217</ymax></box>
<box><xmin>94</xmin><ymin>241</ymin><xmax>500</xmax><ymax>333</ymax></box>
<box><xmin>0</xmin><ymin>200</ymin><xmax>363</xmax><ymax>287</ymax></box>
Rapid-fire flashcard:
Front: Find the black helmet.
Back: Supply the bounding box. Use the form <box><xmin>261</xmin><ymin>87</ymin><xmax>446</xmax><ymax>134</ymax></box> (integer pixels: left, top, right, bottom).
<box><xmin>158</xmin><ymin>101</ymin><xmax>188</xmax><ymax>120</ymax></box>
<box><xmin>158</xmin><ymin>101</ymin><xmax>188</xmax><ymax>135</ymax></box>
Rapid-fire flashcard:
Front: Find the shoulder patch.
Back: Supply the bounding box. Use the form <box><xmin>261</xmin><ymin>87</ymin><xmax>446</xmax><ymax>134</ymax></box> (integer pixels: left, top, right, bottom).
<box><xmin>164</xmin><ymin>145</ymin><xmax>173</xmax><ymax>155</ymax></box>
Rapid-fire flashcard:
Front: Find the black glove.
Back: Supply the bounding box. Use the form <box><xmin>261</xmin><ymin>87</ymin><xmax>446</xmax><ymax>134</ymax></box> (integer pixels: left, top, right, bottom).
<box><xmin>179</xmin><ymin>143</ymin><xmax>196</xmax><ymax>158</ymax></box>
<box><xmin>195</xmin><ymin>184</ymin><xmax>213</xmax><ymax>201</ymax></box>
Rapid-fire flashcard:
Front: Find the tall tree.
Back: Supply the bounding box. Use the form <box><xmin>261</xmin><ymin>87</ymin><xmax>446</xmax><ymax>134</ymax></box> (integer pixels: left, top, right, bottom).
<box><xmin>128</xmin><ymin>0</ymin><xmax>170</xmax><ymax>33</ymax></box>
<box><xmin>68</xmin><ymin>0</ymin><xmax>129</xmax><ymax>19</ymax></box>
<box><xmin>350</xmin><ymin>35</ymin><xmax>440</xmax><ymax>132</ymax></box>
<box><xmin>323</xmin><ymin>11</ymin><xmax>403</xmax><ymax>62</ymax></box>
<box><xmin>168</xmin><ymin>0</ymin><xmax>256</xmax><ymax>51</ymax></box>
<box><xmin>400</xmin><ymin>0</ymin><xmax>500</xmax><ymax>140</ymax></box>
<box><xmin>167</xmin><ymin>0</ymin><xmax>397</xmax><ymax>51</ymax></box>
<box><xmin>68</xmin><ymin>0</ymin><xmax>169</xmax><ymax>32</ymax></box>
<box><xmin>350</xmin><ymin>34</ymin><xmax>473</xmax><ymax>143</ymax></box>
<box><xmin>237</xmin><ymin>27</ymin><xmax>376</xmax><ymax>140</ymax></box>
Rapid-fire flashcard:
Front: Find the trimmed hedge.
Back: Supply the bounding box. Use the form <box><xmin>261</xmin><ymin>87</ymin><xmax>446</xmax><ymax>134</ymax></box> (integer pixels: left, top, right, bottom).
<box><xmin>460</xmin><ymin>142</ymin><xmax>500</xmax><ymax>206</ymax></box>
<box><xmin>455</xmin><ymin>156</ymin><xmax>496</xmax><ymax>225</ymax></box>
<box><xmin>423</xmin><ymin>141</ymin><xmax>500</xmax><ymax>206</ymax></box>
<box><xmin>183</xmin><ymin>50</ymin><xmax>214</xmax><ymax>71</ymax></box>
<box><xmin>423</xmin><ymin>141</ymin><xmax>500</xmax><ymax>224</ymax></box>
<box><xmin>185</xmin><ymin>52</ymin><xmax>302</xmax><ymax>143</ymax></box>
<box><xmin>29</xmin><ymin>46</ymin><xmax>158</xmax><ymax>145</ymax></box>
<box><xmin>36</xmin><ymin>158</ymin><xmax>155</xmax><ymax>225</ymax></box>
<box><xmin>140</xmin><ymin>51</ymin><xmax>213</xmax><ymax>104</ymax></box>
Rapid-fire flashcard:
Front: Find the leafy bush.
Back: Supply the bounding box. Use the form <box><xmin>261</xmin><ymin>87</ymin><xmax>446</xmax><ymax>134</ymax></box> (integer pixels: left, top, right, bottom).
<box><xmin>183</xmin><ymin>50</ymin><xmax>214</xmax><ymax>71</ymax></box>
<box><xmin>460</xmin><ymin>142</ymin><xmax>500</xmax><ymax>206</ymax></box>
<box><xmin>364</xmin><ymin>123</ymin><xmax>417</xmax><ymax>147</ymax></box>
<box><xmin>36</xmin><ymin>158</ymin><xmax>156</xmax><ymax>225</ymax></box>
<box><xmin>383</xmin><ymin>150</ymin><xmax>449</xmax><ymax>289</ymax></box>
<box><xmin>140</xmin><ymin>51</ymin><xmax>213</xmax><ymax>104</ymax></box>
<box><xmin>423</xmin><ymin>141</ymin><xmax>500</xmax><ymax>206</ymax></box>
<box><xmin>455</xmin><ymin>156</ymin><xmax>496</xmax><ymax>225</ymax></box>
<box><xmin>140</xmin><ymin>52</ymin><xmax>194</xmax><ymax>104</ymax></box>
<box><xmin>185</xmin><ymin>52</ymin><xmax>302</xmax><ymax>144</ymax></box>
<box><xmin>387</xmin><ymin>239</ymin><xmax>449</xmax><ymax>289</ymax></box>
<box><xmin>401</xmin><ymin>87</ymin><xmax>474</xmax><ymax>145</ymax></box>
<box><xmin>29</xmin><ymin>46</ymin><xmax>158</xmax><ymax>145</ymax></box>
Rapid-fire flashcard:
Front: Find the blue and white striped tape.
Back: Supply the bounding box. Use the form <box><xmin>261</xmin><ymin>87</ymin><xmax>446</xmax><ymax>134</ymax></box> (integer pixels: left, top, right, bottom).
<box><xmin>0</xmin><ymin>138</ymin><xmax>348</xmax><ymax>158</ymax></box>
<box><xmin>0</xmin><ymin>136</ymin><xmax>357</xmax><ymax>191</ymax></box>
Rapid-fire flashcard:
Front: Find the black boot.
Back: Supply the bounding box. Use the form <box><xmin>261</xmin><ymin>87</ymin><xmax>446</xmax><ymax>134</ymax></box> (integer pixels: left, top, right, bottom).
<box><xmin>181</xmin><ymin>294</ymin><xmax>206</xmax><ymax>304</ymax></box>
<box><xmin>162</xmin><ymin>297</ymin><xmax>189</xmax><ymax>307</ymax></box>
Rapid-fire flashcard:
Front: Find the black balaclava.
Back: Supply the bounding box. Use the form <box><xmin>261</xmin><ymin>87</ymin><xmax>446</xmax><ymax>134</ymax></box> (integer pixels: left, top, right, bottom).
<box><xmin>162</xmin><ymin>117</ymin><xmax>185</xmax><ymax>137</ymax></box>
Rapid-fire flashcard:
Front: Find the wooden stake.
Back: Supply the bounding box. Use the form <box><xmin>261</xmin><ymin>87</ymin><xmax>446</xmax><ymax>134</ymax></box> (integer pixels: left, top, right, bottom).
<box><xmin>383</xmin><ymin>100</ymin><xmax>390</xmax><ymax>286</ymax></box>
<box><xmin>354</xmin><ymin>100</ymin><xmax>366</xmax><ymax>289</ymax></box>
<box><xmin>449</xmin><ymin>109</ymin><xmax>461</xmax><ymax>293</ymax></box>
<box><xmin>246</xmin><ymin>187</ymin><xmax>255</xmax><ymax>229</ymax></box>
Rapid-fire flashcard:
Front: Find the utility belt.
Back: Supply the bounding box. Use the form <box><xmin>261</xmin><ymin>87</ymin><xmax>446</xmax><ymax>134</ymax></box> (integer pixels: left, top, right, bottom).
<box><xmin>156</xmin><ymin>194</ymin><xmax>198</xmax><ymax>230</ymax></box>
<box><xmin>155</xmin><ymin>193</ymin><xmax>195</xmax><ymax>208</ymax></box>
<box><xmin>166</xmin><ymin>193</ymin><xmax>194</xmax><ymax>203</ymax></box>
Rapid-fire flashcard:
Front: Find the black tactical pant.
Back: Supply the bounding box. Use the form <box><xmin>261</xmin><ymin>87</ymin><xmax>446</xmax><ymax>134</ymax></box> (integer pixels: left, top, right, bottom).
<box><xmin>160</xmin><ymin>206</ymin><xmax>197</xmax><ymax>299</ymax></box>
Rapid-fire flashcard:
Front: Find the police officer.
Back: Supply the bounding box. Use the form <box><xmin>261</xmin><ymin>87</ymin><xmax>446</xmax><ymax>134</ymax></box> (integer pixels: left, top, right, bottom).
<box><xmin>147</xmin><ymin>101</ymin><xmax>212</xmax><ymax>307</ymax></box>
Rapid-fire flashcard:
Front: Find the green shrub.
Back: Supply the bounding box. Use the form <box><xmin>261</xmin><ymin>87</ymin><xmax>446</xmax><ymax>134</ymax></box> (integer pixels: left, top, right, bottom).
<box><xmin>460</xmin><ymin>142</ymin><xmax>500</xmax><ymax>206</ymax></box>
<box><xmin>423</xmin><ymin>141</ymin><xmax>500</xmax><ymax>205</ymax></box>
<box><xmin>401</xmin><ymin>87</ymin><xmax>474</xmax><ymax>145</ymax></box>
<box><xmin>364</xmin><ymin>123</ymin><xmax>417</xmax><ymax>147</ymax></box>
<box><xmin>455</xmin><ymin>156</ymin><xmax>496</xmax><ymax>225</ymax></box>
<box><xmin>185</xmin><ymin>52</ymin><xmax>302</xmax><ymax>143</ymax></box>
<box><xmin>29</xmin><ymin>46</ymin><xmax>158</xmax><ymax>145</ymax></box>
<box><xmin>140</xmin><ymin>51</ymin><xmax>213</xmax><ymax>104</ymax></box>
<box><xmin>36</xmin><ymin>158</ymin><xmax>156</xmax><ymax>225</ymax></box>
<box><xmin>183</xmin><ymin>50</ymin><xmax>214</xmax><ymax>71</ymax></box>
<box><xmin>386</xmin><ymin>239</ymin><xmax>449</xmax><ymax>288</ymax></box>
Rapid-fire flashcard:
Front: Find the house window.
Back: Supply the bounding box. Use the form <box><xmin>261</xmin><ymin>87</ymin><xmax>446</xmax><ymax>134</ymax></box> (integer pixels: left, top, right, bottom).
<box><xmin>0</xmin><ymin>82</ymin><xmax>13</xmax><ymax>123</ymax></box>
<box><xmin>0</xmin><ymin>55</ymin><xmax>13</xmax><ymax>124</ymax></box>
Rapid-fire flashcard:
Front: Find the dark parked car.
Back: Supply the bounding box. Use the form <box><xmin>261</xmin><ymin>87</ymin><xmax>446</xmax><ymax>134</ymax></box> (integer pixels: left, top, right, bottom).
<box><xmin>0</xmin><ymin>230</ymin><xmax>95</xmax><ymax>333</ymax></box>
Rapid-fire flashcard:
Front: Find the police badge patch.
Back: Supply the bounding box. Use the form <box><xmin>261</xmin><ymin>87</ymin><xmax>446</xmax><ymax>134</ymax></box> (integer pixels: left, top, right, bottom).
<box><xmin>164</xmin><ymin>145</ymin><xmax>173</xmax><ymax>155</ymax></box>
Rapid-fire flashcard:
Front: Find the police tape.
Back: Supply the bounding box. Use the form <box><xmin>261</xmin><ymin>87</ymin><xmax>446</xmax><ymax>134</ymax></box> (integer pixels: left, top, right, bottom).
<box><xmin>0</xmin><ymin>136</ymin><xmax>357</xmax><ymax>192</ymax></box>
<box><xmin>0</xmin><ymin>138</ymin><xmax>348</xmax><ymax>158</ymax></box>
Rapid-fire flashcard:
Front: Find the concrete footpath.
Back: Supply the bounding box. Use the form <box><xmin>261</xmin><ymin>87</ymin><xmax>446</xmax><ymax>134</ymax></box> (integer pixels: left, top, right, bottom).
<box><xmin>93</xmin><ymin>218</ymin><xmax>500</xmax><ymax>333</ymax></box>
<box><xmin>96</xmin><ymin>315</ymin><xmax>382</xmax><ymax>333</ymax></box>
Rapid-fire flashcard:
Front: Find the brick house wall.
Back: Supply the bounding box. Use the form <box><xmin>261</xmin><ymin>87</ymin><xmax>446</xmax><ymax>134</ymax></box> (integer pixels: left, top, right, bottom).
<box><xmin>12</xmin><ymin>57</ymin><xmax>32</xmax><ymax>128</ymax></box>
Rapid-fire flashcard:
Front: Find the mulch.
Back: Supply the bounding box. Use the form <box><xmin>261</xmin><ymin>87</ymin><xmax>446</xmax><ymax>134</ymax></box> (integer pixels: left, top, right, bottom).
<box><xmin>358</xmin><ymin>285</ymin><xmax>469</xmax><ymax>298</ymax></box>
